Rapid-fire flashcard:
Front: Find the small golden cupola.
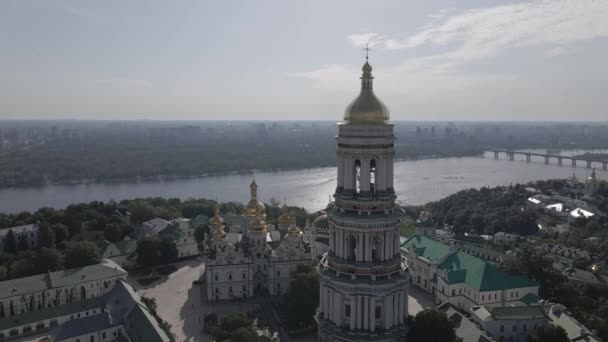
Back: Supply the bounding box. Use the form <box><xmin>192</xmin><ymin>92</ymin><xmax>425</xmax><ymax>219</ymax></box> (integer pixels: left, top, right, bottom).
<box><xmin>343</xmin><ymin>46</ymin><xmax>390</xmax><ymax>125</ymax></box>
<box><xmin>249</xmin><ymin>214</ymin><xmax>268</xmax><ymax>232</ymax></box>
<box><xmin>287</xmin><ymin>217</ymin><xmax>301</xmax><ymax>236</ymax></box>
<box><xmin>278</xmin><ymin>204</ymin><xmax>292</xmax><ymax>225</ymax></box>
<box><xmin>209</xmin><ymin>206</ymin><xmax>226</xmax><ymax>239</ymax></box>
<box><xmin>245</xmin><ymin>177</ymin><xmax>266</xmax><ymax>217</ymax></box>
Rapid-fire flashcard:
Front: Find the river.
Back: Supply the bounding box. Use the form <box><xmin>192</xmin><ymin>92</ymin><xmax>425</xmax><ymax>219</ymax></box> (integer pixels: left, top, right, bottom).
<box><xmin>0</xmin><ymin>150</ymin><xmax>606</xmax><ymax>214</ymax></box>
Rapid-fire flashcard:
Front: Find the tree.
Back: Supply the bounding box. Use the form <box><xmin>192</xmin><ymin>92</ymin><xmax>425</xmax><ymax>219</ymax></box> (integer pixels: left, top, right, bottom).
<box><xmin>527</xmin><ymin>324</ymin><xmax>569</xmax><ymax>342</ymax></box>
<box><xmin>159</xmin><ymin>237</ymin><xmax>178</xmax><ymax>261</ymax></box>
<box><xmin>63</xmin><ymin>241</ymin><xmax>101</xmax><ymax>269</ymax></box>
<box><xmin>280</xmin><ymin>263</ymin><xmax>319</xmax><ymax>329</ymax></box>
<box><xmin>34</xmin><ymin>247</ymin><xmax>64</xmax><ymax>273</ymax></box>
<box><xmin>38</xmin><ymin>222</ymin><xmax>55</xmax><ymax>248</ymax></box>
<box><xmin>214</xmin><ymin>313</ymin><xmax>270</xmax><ymax>342</ymax></box>
<box><xmin>52</xmin><ymin>223</ymin><xmax>70</xmax><ymax>247</ymax></box>
<box><xmin>502</xmin><ymin>248</ymin><xmax>566</xmax><ymax>301</ymax></box>
<box><xmin>9</xmin><ymin>251</ymin><xmax>36</xmax><ymax>278</ymax></box>
<box><xmin>137</xmin><ymin>237</ymin><xmax>162</xmax><ymax>267</ymax></box>
<box><xmin>407</xmin><ymin>309</ymin><xmax>457</xmax><ymax>342</ymax></box>
<box><xmin>3</xmin><ymin>229</ymin><xmax>17</xmax><ymax>254</ymax></box>
<box><xmin>194</xmin><ymin>225</ymin><xmax>208</xmax><ymax>243</ymax></box>
<box><xmin>0</xmin><ymin>265</ymin><xmax>7</xmax><ymax>281</ymax></box>
<box><xmin>104</xmin><ymin>223</ymin><xmax>124</xmax><ymax>242</ymax></box>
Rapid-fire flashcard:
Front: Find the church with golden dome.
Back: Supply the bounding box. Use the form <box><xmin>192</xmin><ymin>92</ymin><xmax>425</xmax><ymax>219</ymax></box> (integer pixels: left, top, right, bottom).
<box><xmin>202</xmin><ymin>178</ymin><xmax>312</xmax><ymax>301</ymax></box>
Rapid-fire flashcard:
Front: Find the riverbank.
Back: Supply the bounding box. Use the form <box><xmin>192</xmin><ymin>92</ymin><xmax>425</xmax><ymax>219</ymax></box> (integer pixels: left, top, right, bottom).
<box><xmin>1</xmin><ymin>154</ymin><xmax>602</xmax><ymax>214</ymax></box>
<box><xmin>2</xmin><ymin>152</ymin><xmax>482</xmax><ymax>191</ymax></box>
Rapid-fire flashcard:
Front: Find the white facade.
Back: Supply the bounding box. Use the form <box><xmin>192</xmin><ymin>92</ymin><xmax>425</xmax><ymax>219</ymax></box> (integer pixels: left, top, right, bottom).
<box><xmin>317</xmin><ymin>58</ymin><xmax>410</xmax><ymax>342</ymax></box>
<box><xmin>0</xmin><ymin>223</ymin><xmax>39</xmax><ymax>253</ymax></box>
<box><xmin>204</xmin><ymin>188</ymin><xmax>311</xmax><ymax>302</ymax></box>
<box><xmin>0</xmin><ymin>259</ymin><xmax>127</xmax><ymax>319</ymax></box>
<box><xmin>173</xmin><ymin>218</ymin><xmax>199</xmax><ymax>258</ymax></box>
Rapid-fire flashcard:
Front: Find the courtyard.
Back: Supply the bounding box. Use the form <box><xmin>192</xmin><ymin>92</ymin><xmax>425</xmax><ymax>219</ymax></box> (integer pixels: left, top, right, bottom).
<box><xmin>133</xmin><ymin>261</ymin><xmax>436</xmax><ymax>342</ymax></box>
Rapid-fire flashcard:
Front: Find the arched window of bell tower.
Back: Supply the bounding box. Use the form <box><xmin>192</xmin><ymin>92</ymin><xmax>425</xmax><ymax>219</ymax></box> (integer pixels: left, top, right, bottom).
<box><xmin>347</xmin><ymin>235</ymin><xmax>357</xmax><ymax>262</ymax></box>
<box><xmin>370</xmin><ymin>159</ymin><xmax>376</xmax><ymax>194</ymax></box>
<box><xmin>371</xmin><ymin>235</ymin><xmax>383</xmax><ymax>263</ymax></box>
<box><xmin>354</xmin><ymin>159</ymin><xmax>361</xmax><ymax>194</ymax></box>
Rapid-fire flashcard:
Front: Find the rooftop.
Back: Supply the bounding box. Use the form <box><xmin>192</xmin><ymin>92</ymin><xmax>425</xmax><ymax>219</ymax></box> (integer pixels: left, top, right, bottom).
<box><xmin>440</xmin><ymin>251</ymin><xmax>538</xmax><ymax>291</ymax></box>
<box><xmin>0</xmin><ymin>259</ymin><xmax>127</xmax><ymax>299</ymax></box>
<box><xmin>0</xmin><ymin>223</ymin><xmax>38</xmax><ymax>236</ymax></box>
<box><xmin>437</xmin><ymin>302</ymin><xmax>495</xmax><ymax>342</ymax></box>
<box><xmin>401</xmin><ymin>234</ymin><xmax>452</xmax><ymax>262</ymax></box>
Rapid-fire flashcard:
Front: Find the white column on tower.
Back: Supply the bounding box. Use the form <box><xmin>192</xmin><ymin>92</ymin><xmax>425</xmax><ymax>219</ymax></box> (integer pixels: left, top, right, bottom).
<box><xmin>356</xmin><ymin>296</ymin><xmax>362</xmax><ymax>330</ymax></box>
<box><xmin>369</xmin><ymin>297</ymin><xmax>376</xmax><ymax>332</ymax></box>
<box><xmin>337</xmin><ymin>293</ymin><xmax>343</xmax><ymax>326</ymax></box>
<box><xmin>350</xmin><ymin>296</ymin><xmax>356</xmax><ymax>329</ymax></box>
<box><xmin>376</xmin><ymin>155</ymin><xmax>386</xmax><ymax>190</ymax></box>
<box><xmin>364</xmin><ymin>232</ymin><xmax>369</xmax><ymax>262</ymax></box>
<box><xmin>386</xmin><ymin>294</ymin><xmax>393</xmax><ymax>329</ymax></box>
<box><xmin>383</xmin><ymin>295</ymin><xmax>390</xmax><ymax>329</ymax></box>
<box><xmin>360</xmin><ymin>157</ymin><xmax>370</xmax><ymax>192</ymax></box>
<box><xmin>363</xmin><ymin>296</ymin><xmax>369</xmax><ymax>330</ymax></box>
<box><xmin>398</xmin><ymin>292</ymin><xmax>404</xmax><ymax>324</ymax></box>
<box><xmin>357</xmin><ymin>234</ymin><xmax>363</xmax><ymax>262</ymax></box>
<box><xmin>320</xmin><ymin>284</ymin><xmax>325</xmax><ymax>317</ymax></box>
<box><xmin>393</xmin><ymin>293</ymin><xmax>399</xmax><ymax>326</ymax></box>
<box><xmin>384</xmin><ymin>230</ymin><xmax>389</xmax><ymax>260</ymax></box>
<box><xmin>388</xmin><ymin>157</ymin><xmax>394</xmax><ymax>189</ymax></box>
<box><xmin>337</xmin><ymin>155</ymin><xmax>344</xmax><ymax>189</ymax></box>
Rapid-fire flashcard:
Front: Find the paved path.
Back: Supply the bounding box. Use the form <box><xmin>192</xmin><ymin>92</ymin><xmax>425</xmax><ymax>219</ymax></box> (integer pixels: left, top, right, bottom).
<box><xmin>408</xmin><ymin>284</ymin><xmax>436</xmax><ymax>315</ymax></box>
<box><xmin>134</xmin><ymin>261</ymin><xmax>435</xmax><ymax>342</ymax></box>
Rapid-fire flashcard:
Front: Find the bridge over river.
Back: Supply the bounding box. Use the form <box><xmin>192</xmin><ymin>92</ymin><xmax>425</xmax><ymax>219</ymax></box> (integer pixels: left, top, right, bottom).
<box><xmin>485</xmin><ymin>149</ymin><xmax>608</xmax><ymax>170</ymax></box>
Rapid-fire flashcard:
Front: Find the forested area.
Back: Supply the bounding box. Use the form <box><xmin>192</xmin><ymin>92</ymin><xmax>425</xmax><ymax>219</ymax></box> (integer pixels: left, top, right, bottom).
<box><xmin>0</xmin><ymin>196</ymin><xmax>307</xmax><ymax>281</ymax></box>
<box><xmin>503</xmin><ymin>248</ymin><xmax>608</xmax><ymax>340</ymax></box>
<box><xmin>426</xmin><ymin>185</ymin><xmax>539</xmax><ymax>235</ymax></box>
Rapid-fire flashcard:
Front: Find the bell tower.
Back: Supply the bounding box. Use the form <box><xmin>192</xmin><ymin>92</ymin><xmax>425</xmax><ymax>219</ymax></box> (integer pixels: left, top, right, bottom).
<box><xmin>317</xmin><ymin>53</ymin><xmax>410</xmax><ymax>342</ymax></box>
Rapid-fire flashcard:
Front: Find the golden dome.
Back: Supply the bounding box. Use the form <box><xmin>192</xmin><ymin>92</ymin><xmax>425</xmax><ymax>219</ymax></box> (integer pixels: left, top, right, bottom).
<box><xmin>245</xmin><ymin>198</ymin><xmax>265</xmax><ymax>217</ymax></box>
<box><xmin>287</xmin><ymin>218</ymin><xmax>301</xmax><ymax>236</ymax></box>
<box><xmin>209</xmin><ymin>206</ymin><xmax>224</xmax><ymax>227</ymax></box>
<box><xmin>244</xmin><ymin>176</ymin><xmax>265</xmax><ymax>217</ymax></box>
<box><xmin>250</xmin><ymin>215</ymin><xmax>267</xmax><ymax>232</ymax></box>
<box><xmin>344</xmin><ymin>59</ymin><xmax>389</xmax><ymax>125</ymax></box>
<box><xmin>213</xmin><ymin>227</ymin><xmax>226</xmax><ymax>239</ymax></box>
<box><xmin>278</xmin><ymin>204</ymin><xmax>292</xmax><ymax>225</ymax></box>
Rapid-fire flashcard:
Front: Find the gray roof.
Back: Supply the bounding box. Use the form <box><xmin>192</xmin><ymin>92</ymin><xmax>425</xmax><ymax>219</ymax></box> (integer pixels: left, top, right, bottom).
<box><xmin>546</xmin><ymin>305</ymin><xmax>602</xmax><ymax>342</ymax></box>
<box><xmin>0</xmin><ymin>259</ymin><xmax>127</xmax><ymax>299</ymax></box>
<box><xmin>0</xmin><ymin>297</ymin><xmax>103</xmax><ymax>330</ymax></box>
<box><xmin>53</xmin><ymin>313</ymin><xmax>113</xmax><ymax>341</ymax></box>
<box><xmin>51</xmin><ymin>281</ymin><xmax>169</xmax><ymax>342</ymax></box>
<box><xmin>0</xmin><ymin>224</ymin><xmax>38</xmax><ymax>237</ymax></box>
<box><xmin>438</xmin><ymin>302</ymin><xmax>495</xmax><ymax>342</ymax></box>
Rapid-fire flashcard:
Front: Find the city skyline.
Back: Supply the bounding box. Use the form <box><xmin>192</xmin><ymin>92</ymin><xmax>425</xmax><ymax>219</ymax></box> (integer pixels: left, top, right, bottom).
<box><xmin>1</xmin><ymin>0</ymin><xmax>607</xmax><ymax>121</ymax></box>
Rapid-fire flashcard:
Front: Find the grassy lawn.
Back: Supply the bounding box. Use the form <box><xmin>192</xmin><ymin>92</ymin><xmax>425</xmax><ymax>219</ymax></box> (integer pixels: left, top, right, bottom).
<box><xmin>400</xmin><ymin>222</ymin><xmax>416</xmax><ymax>238</ymax></box>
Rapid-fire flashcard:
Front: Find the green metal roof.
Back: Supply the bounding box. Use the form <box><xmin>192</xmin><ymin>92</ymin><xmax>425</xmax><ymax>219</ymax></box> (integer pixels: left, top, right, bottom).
<box><xmin>113</xmin><ymin>239</ymin><xmax>136</xmax><ymax>254</ymax></box>
<box><xmin>520</xmin><ymin>293</ymin><xmax>541</xmax><ymax>305</ymax></box>
<box><xmin>401</xmin><ymin>234</ymin><xmax>451</xmax><ymax>262</ymax></box>
<box><xmin>440</xmin><ymin>251</ymin><xmax>538</xmax><ymax>291</ymax></box>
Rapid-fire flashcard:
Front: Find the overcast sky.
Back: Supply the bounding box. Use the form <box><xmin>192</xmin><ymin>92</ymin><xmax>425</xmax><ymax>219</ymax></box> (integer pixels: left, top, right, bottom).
<box><xmin>1</xmin><ymin>0</ymin><xmax>607</xmax><ymax>121</ymax></box>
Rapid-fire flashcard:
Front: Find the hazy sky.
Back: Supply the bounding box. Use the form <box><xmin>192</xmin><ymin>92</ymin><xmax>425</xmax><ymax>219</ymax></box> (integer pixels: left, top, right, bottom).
<box><xmin>1</xmin><ymin>0</ymin><xmax>607</xmax><ymax>121</ymax></box>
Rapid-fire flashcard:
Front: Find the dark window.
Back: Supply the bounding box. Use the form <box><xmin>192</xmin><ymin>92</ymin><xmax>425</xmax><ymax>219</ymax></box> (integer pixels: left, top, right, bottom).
<box><xmin>345</xmin><ymin>304</ymin><xmax>351</xmax><ymax>317</ymax></box>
